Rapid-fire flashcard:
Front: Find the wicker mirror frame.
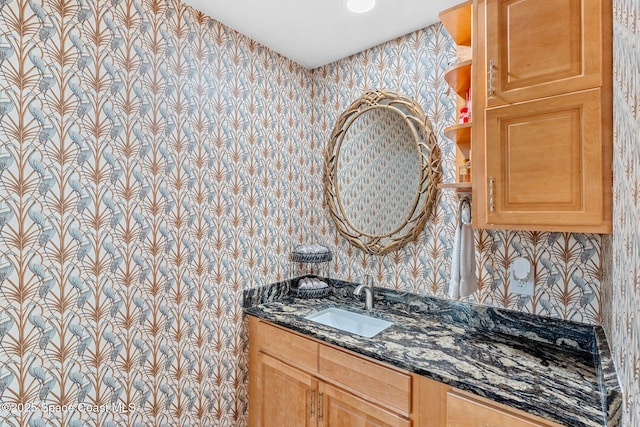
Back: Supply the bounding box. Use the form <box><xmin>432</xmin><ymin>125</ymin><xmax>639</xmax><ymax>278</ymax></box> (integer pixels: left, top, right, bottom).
<box><xmin>324</xmin><ymin>90</ymin><xmax>441</xmax><ymax>255</ymax></box>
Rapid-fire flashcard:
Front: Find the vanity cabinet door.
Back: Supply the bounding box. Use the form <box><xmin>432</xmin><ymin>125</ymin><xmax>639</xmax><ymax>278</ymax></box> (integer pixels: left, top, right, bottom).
<box><xmin>251</xmin><ymin>352</ymin><xmax>318</xmax><ymax>427</ymax></box>
<box><xmin>481</xmin><ymin>88</ymin><xmax>610</xmax><ymax>232</ymax></box>
<box><xmin>319</xmin><ymin>382</ymin><xmax>410</xmax><ymax>427</ymax></box>
<box><xmin>484</xmin><ymin>0</ymin><xmax>604</xmax><ymax>108</ymax></box>
<box><xmin>445</xmin><ymin>391</ymin><xmax>564</xmax><ymax>427</ymax></box>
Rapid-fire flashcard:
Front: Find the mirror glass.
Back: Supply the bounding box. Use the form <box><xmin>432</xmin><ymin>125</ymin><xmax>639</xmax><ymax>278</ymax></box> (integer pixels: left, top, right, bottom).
<box><xmin>324</xmin><ymin>91</ymin><xmax>440</xmax><ymax>255</ymax></box>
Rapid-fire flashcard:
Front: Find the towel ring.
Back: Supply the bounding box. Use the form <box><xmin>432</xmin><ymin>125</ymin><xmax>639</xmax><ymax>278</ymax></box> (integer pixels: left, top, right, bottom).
<box><xmin>457</xmin><ymin>196</ymin><xmax>472</xmax><ymax>224</ymax></box>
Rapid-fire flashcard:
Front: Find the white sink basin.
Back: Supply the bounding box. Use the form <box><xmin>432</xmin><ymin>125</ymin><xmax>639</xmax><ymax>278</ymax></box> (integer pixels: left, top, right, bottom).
<box><xmin>305</xmin><ymin>307</ymin><xmax>393</xmax><ymax>338</ymax></box>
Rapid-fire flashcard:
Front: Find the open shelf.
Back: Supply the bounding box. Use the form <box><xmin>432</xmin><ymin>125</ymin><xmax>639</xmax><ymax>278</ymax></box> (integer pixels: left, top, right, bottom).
<box><xmin>438</xmin><ymin>182</ymin><xmax>472</xmax><ymax>193</ymax></box>
<box><xmin>440</xmin><ymin>1</ymin><xmax>473</xmax><ymax>192</ymax></box>
<box><xmin>438</xmin><ymin>1</ymin><xmax>472</xmax><ymax>46</ymax></box>
<box><xmin>444</xmin><ymin>60</ymin><xmax>472</xmax><ymax>98</ymax></box>
<box><xmin>444</xmin><ymin>122</ymin><xmax>471</xmax><ymax>146</ymax></box>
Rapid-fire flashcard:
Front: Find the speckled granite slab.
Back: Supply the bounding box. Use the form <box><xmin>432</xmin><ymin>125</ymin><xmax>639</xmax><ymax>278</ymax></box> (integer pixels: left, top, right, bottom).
<box><xmin>243</xmin><ymin>278</ymin><xmax>621</xmax><ymax>427</ymax></box>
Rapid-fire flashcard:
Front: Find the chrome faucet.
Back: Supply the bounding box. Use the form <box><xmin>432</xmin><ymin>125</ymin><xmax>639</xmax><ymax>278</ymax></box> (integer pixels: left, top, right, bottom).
<box><xmin>354</xmin><ymin>275</ymin><xmax>375</xmax><ymax>310</ymax></box>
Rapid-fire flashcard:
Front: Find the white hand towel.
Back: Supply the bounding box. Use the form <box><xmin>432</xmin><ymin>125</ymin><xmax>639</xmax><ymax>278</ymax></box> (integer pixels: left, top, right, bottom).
<box><xmin>448</xmin><ymin>200</ymin><xmax>477</xmax><ymax>300</ymax></box>
<box><xmin>448</xmin><ymin>221</ymin><xmax>462</xmax><ymax>300</ymax></box>
<box><xmin>458</xmin><ymin>220</ymin><xmax>477</xmax><ymax>298</ymax></box>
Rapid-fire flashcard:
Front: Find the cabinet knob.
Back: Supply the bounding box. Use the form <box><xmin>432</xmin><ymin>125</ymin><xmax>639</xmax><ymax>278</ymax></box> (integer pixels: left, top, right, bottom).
<box><xmin>318</xmin><ymin>392</ymin><xmax>324</xmax><ymax>420</ymax></box>
<box><xmin>489</xmin><ymin>177</ymin><xmax>495</xmax><ymax>212</ymax></box>
<box><xmin>488</xmin><ymin>59</ymin><xmax>495</xmax><ymax>96</ymax></box>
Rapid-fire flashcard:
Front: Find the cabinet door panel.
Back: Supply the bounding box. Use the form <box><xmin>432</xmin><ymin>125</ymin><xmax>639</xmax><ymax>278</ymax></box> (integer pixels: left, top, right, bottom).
<box><xmin>484</xmin><ymin>89</ymin><xmax>608</xmax><ymax>231</ymax></box>
<box><xmin>320</xmin><ymin>382</ymin><xmax>410</xmax><ymax>427</ymax></box>
<box><xmin>253</xmin><ymin>352</ymin><xmax>317</xmax><ymax>427</ymax></box>
<box><xmin>486</xmin><ymin>0</ymin><xmax>603</xmax><ymax>107</ymax></box>
<box><xmin>446</xmin><ymin>391</ymin><xmax>559</xmax><ymax>427</ymax></box>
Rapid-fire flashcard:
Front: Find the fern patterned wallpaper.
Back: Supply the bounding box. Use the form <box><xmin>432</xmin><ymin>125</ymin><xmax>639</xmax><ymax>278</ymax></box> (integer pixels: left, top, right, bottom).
<box><xmin>0</xmin><ymin>0</ymin><xmax>616</xmax><ymax>426</ymax></box>
<box><xmin>608</xmin><ymin>0</ymin><xmax>640</xmax><ymax>424</ymax></box>
<box><xmin>0</xmin><ymin>0</ymin><xmax>312</xmax><ymax>425</ymax></box>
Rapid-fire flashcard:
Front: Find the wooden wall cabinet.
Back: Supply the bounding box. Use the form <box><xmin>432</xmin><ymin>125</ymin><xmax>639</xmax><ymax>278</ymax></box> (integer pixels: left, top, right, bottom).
<box><xmin>248</xmin><ymin>316</ymin><xmax>567</xmax><ymax>427</ymax></box>
<box><xmin>472</xmin><ymin>0</ymin><xmax>613</xmax><ymax>232</ymax></box>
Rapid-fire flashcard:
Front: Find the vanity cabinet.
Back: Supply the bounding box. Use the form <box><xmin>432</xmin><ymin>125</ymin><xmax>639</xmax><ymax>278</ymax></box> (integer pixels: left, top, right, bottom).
<box><xmin>472</xmin><ymin>0</ymin><xmax>612</xmax><ymax>232</ymax></box>
<box><xmin>248</xmin><ymin>317</ymin><xmax>411</xmax><ymax>427</ymax></box>
<box><xmin>248</xmin><ymin>316</ymin><xmax>567</xmax><ymax>427</ymax></box>
<box><xmin>251</xmin><ymin>353</ymin><xmax>409</xmax><ymax>427</ymax></box>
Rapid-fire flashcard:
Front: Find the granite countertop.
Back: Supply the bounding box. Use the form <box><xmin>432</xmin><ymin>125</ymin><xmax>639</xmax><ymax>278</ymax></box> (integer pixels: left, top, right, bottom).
<box><xmin>243</xmin><ymin>279</ymin><xmax>621</xmax><ymax>427</ymax></box>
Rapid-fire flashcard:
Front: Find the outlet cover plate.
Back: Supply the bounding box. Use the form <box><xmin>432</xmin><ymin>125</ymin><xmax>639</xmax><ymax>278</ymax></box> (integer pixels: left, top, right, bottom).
<box><xmin>510</xmin><ymin>271</ymin><xmax>534</xmax><ymax>296</ymax></box>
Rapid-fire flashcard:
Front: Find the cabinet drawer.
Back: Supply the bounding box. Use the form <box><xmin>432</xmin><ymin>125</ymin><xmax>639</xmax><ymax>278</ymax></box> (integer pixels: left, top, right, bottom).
<box><xmin>321</xmin><ymin>382</ymin><xmax>411</xmax><ymax>427</ymax></box>
<box><xmin>250</xmin><ymin>318</ymin><xmax>318</xmax><ymax>373</ymax></box>
<box><xmin>318</xmin><ymin>345</ymin><xmax>411</xmax><ymax>415</ymax></box>
<box><xmin>446</xmin><ymin>391</ymin><xmax>562</xmax><ymax>427</ymax></box>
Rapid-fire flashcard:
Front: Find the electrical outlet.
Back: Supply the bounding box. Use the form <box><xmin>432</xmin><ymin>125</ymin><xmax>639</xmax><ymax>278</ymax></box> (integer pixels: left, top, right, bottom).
<box><xmin>510</xmin><ymin>257</ymin><xmax>534</xmax><ymax>296</ymax></box>
<box><xmin>510</xmin><ymin>274</ymin><xmax>534</xmax><ymax>296</ymax></box>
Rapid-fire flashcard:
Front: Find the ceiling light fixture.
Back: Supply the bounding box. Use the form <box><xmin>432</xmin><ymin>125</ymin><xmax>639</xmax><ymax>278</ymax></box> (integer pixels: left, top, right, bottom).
<box><xmin>345</xmin><ymin>0</ymin><xmax>376</xmax><ymax>14</ymax></box>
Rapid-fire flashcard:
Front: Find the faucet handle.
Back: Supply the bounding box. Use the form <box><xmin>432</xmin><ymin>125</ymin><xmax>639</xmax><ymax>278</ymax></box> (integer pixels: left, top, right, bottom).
<box><xmin>360</xmin><ymin>274</ymin><xmax>375</xmax><ymax>310</ymax></box>
<box><xmin>364</xmin><ymin>274</ymin><xmax>374</xmax><ymax>288</ymax></box>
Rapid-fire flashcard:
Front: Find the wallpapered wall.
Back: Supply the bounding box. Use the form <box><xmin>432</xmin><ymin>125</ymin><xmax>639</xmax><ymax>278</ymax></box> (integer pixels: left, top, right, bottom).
<box><xmin>312</xmin><ymin>28</ymin><xmax>605</xmax><ymax>325</ymax></box>
<box><xmin>607</xmin><ymin>0</ymin><xmax>640</xmax><ymax>424</ymax></box>
<box><xmin>0</xmin><ymin>0</ymin><xmax>312</xmax><ymax>425</ymax></box>
<box><xmin>0</xmin><ymin>0</ymin><xmax>614</xmax><ymax>426</ymax></box>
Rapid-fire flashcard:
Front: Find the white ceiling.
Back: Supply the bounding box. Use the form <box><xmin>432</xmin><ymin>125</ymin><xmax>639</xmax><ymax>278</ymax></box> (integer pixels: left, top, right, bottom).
<box><xmin>182</xmin><ymin>0</ymin><xmax>462</xmax><ymax>69</ymax></box>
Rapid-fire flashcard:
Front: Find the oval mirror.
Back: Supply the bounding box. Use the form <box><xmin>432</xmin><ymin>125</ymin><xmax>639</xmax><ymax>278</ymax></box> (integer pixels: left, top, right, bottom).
<box><xmin>324</xmin><ymin>90</ymin><xmax>440</xmax><ymax>255</ymax></box>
